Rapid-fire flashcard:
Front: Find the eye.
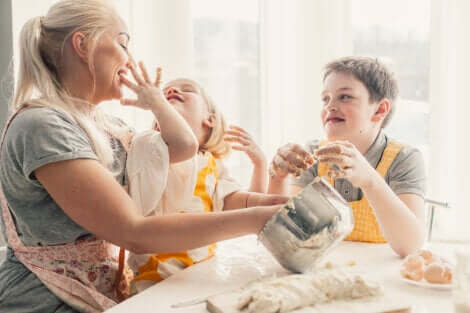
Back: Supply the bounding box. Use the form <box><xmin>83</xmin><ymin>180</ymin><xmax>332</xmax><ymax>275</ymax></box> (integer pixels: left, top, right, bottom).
<box><xmin>322</xmin><ymin>96</ymin><xmax>330</xmax><ymax>104</ymax></box>
<box><xmin>119</xmin><ymin>44</ymin><xmax>128</xmax><ymax>51</ymax></box>
<box><xmin>339</xmin><ymin>94</ymin><xmax>352</xmax><ymax>101</ymax></box>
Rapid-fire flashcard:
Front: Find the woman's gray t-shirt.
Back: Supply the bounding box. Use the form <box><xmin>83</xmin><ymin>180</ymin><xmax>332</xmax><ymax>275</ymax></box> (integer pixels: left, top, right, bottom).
<box><xmin>0</xmin><ymin>107</ymin><xmax>127</xmax><ymax>313</ymax></box>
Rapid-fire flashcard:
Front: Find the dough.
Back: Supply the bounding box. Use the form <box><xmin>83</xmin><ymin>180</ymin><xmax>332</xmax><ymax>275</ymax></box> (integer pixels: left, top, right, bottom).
<box><xmin>237</xmin><ymin>270</ymin><xmax>382</xmax><ymax>313</ymax></box>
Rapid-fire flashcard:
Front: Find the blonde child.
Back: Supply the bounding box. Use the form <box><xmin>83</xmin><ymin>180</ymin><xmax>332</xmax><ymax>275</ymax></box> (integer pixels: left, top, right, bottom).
<box><xmin>126</xmin><ymin>76</ymin><xmax>285</xmax><ymax>292</ymax></box>
<box><xmin>268</xmin><ymin>56</ymin><xmax>426</xmax><ymax>257</ymax></box>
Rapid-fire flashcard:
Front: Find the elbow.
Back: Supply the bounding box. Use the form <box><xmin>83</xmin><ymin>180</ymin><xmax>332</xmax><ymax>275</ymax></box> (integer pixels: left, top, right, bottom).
<box><xmin>122</xmin><ymin>235</ymin><xmax>150</xmax><ymax>255</ymax></box>
<box><xmin>169</xmin><ymin>135</ymin><xmax>199</xmax><ymax>163</ymax></box>
<box><xmin>393</xmin><ymin>235</ymin><xmax>426</xmax><ymax>259</ymax></box>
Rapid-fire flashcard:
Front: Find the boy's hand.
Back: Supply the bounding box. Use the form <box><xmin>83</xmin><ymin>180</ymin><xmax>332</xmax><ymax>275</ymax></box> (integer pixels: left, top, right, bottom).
<box><xmin>314</xmin><ymin>141</ymin><xmax>375</xmax><ymax>188</ymax></box>
<box><xmin>269</xmin><ymin>143</ymin><xmax>315</xmax><ymax>179</ymax></box>
<box><xmin>225</xmin><ymin>125</ymin><xmax>266</xmax><ymax>168</ymax></box>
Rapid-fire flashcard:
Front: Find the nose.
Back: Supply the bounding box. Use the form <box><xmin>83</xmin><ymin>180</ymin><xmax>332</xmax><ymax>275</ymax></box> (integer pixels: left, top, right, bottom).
<box><xmin>324</xmin><ymin>99</ymin><xmax>338</xmax><ymax>112</ymax></box>
<box><xmin>165</xmin><ymin>87</ymin><xmax>179</xmax><ymax>97</ymax></box>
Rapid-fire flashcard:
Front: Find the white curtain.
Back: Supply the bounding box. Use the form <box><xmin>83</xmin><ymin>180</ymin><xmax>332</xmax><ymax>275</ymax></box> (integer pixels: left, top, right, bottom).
<box><xmin>109</xmin><ymin>0</ymin><xmax>194</xmax><ymax>131</ymax></box>
<box><xmin>259</xmin><ymin>0</ymin><xmax>353</xmax><ymax>160</ymax></box>
<box><xmin>429</xmin><ymin>0</ymin><xmax>470</xmax><ymax>240</ymax></box>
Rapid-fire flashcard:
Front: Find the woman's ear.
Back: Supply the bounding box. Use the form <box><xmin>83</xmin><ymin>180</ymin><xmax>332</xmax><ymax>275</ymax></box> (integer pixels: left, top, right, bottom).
<box><xmin>70</xmin><ymin>32</ymin><xmax>89</xmax><ymax>62</ymax></box>
<box><xmin>372</xmin><ymin>98</ymin><xmax>391</xmax><ymax>123</ymax></box>
<box><xmin>202</xmin><ymin>113</ymin><xmax>216</xmax><ymax>129</ymax></box>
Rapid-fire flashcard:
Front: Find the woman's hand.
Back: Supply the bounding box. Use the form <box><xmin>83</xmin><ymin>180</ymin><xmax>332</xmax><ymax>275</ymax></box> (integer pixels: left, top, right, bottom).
<box><xmin>119</xmin><ymin>57</ymin><xmax>165</xmax><ymax>111</ymax></box>
<box><xmin>269</xmin><ymin>143</ymin><xmax>314</xmax><ymax>179</ymax></box>
<box><xmin>314</xmin><ymin>140</ymin><xmax>375</xmax><ymax>188</ymax></box>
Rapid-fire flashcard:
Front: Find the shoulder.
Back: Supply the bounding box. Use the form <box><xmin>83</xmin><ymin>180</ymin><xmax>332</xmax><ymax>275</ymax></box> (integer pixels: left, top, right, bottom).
<box><xmin>10</xmin><ymin>107</ymin><xmax>81</xmax><ymax>133</ymax></box>
<box><xmin>389</xmin><ymin>140</ymin><xmax>424</xmax><ymax>169</ymax></box>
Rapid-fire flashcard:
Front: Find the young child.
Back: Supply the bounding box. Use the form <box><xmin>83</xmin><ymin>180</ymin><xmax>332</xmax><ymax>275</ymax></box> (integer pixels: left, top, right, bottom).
<box><xmin>268</xmin><ymin>56</ymin><xmax>426</xmax><ymax>257</ymax></box>
<box><xmin>126</xmin><ymin>77</ymin><xmax>283</xmax><ymax>292</ymax></box>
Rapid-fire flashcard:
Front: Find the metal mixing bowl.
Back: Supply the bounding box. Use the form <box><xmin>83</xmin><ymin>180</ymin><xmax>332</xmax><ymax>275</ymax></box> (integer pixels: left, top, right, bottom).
<box><xmin>259</xmin><ymin>177</ymin><xmax>354</xmax><ymax>273</ymax></box>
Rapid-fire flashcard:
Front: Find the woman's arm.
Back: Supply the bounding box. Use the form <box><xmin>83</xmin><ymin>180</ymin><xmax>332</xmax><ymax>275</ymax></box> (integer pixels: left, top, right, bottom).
<box><xmin>223</xmin><ymin>191</ymin><xmax>289</xmax><ymax>211</ymax></box>
<box><xmin>35</xmin><ymin>159</ymin><xmax>278</xmax><ymax>254</ymax></box>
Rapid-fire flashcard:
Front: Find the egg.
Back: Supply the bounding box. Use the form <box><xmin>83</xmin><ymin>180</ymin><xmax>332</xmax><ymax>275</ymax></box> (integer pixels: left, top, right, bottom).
<box><xmin>400</xmin><ymin>254</ymin><xmax>425</xmax><ymax>281</ymax></box>
<box><xmin>423</xmin><ymin>262</ymin><xmax>453</xmax><ymax>284</ymax></box>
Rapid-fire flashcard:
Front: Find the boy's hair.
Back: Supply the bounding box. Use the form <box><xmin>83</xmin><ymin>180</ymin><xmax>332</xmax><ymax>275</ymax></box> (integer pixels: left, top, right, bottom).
<box><xmin>323</xmin><ymin>56</ymin><xmax>399</xmax><ymax>128</ymax></box>
<box><xmin>198</xmin><ymin>85</ymin><xmax>231</xmax><ymax>159</ymax></box>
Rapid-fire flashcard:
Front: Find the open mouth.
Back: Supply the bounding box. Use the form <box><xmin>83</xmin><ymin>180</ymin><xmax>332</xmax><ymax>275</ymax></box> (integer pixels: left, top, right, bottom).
<box><xmin>166</xmin><ymin>94</ymin><xmax>184</xmax><ymax>102</ymax></box>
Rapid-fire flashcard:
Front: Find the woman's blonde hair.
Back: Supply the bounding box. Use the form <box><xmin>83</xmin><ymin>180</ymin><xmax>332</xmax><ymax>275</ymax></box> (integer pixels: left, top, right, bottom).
<box><xmin>12</xmin><ymin>0</ymin><xmax>129</xmax><ymax>168</ymax></box>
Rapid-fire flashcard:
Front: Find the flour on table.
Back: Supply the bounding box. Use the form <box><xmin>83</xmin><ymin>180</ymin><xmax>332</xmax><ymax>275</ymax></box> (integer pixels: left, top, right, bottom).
<box><xmin>237</xmin><ymin>270</ymin><xmax>382</xmax><ymax>313</ymax></box>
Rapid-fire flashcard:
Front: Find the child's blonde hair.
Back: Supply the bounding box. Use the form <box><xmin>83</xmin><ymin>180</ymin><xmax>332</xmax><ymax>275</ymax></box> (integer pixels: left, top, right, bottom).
<box><xmin>198</xmin><ymin>85</ymin><xmax>231</xmax><ymax>159</ymax></box>
<box><xmin>12</xmin><ymin>0</ymin><xmax>129</xmax><ymax>168</ymax></box>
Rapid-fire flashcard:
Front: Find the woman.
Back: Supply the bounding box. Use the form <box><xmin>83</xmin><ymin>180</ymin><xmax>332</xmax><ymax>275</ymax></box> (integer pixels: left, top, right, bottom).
<box><xmin>0</xmin><ymin>1</ymin><xmax>284</xmax><ymax>312</ymax></box>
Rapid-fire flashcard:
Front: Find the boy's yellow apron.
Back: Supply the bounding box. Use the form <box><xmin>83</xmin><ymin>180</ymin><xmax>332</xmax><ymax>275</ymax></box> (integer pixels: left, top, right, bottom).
<box><xmin>133</xmin><ymin>155</ymin><xmax>218</xmax><ymax>283</ymax></box>
<box><xmin>318</xmin><ymin>141</ymin><xmax>403</xmax><ymax>243</ymax></box>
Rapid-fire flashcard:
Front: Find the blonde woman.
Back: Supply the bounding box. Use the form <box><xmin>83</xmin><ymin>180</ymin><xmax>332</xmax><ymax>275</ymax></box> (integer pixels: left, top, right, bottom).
<box><xmin>125</xmin><ymin>78</ymin><xmax>284</xmax><ymax>292</ymax></box>
<box><xmin>0</xmin><ymin>1</ymin><xmax>285</xmax><ymax>312</ymax></box>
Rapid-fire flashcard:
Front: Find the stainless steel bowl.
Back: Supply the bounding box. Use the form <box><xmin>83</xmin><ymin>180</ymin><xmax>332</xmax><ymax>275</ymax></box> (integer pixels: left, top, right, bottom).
<box><xmin>259</xmin><ymin>177</ymin><xmax>354</xmax><ymax>273</ymax></box>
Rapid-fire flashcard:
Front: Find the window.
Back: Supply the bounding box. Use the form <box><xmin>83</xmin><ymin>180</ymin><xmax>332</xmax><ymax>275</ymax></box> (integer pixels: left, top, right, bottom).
<box><xmin>191</xmin><ymin>0</ymin><xmax>261</xmax><ymax>187</ymax></box>
<box><xmin>352</xmin><ymin>0</ymin><xmax>431</xmax><ymax>165</ymax></box>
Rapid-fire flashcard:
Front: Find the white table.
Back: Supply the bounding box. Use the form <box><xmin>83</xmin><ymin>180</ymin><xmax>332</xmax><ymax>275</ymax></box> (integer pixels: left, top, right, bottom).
<box><xmin>107</xmin><ymin>235</ymin><xmax>459</xmax><ymax>313</ymax></box>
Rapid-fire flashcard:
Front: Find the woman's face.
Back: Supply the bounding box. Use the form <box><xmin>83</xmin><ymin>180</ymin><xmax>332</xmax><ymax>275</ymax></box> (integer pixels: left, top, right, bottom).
<box><xmin>90</xmin><ymin>21</ymin><xmax>130</xmax><ymax>103</ymax></box>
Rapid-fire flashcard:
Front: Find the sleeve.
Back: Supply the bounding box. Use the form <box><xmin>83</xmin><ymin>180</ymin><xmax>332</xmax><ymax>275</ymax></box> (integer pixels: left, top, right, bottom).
<box><xmin>6</xmin><ymin>108</ymin><xmax>98</xmax><ymax>180</ymax></box>
<box><xmin>127</xmin><ymin>131</ymin><xmax>170</xmax><ymax>216</ymax></box>
<box><xmin>213</xmin><ymin>160</ymin><xmax>242</xmax><ymax>212</ymax></box>
<box><xmin>387</xmin><ymin>146</ymin><xmax>427</xmax><ymax>198</ymax></box>
<box><xmin>291</xmin><ymin>139</ymin><xmax>320</xmax><ymax>187</ymax></box>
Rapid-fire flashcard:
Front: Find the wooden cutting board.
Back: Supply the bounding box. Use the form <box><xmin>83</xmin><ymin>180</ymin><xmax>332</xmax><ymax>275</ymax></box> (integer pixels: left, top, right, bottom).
<box><xmin>206</xmin><ymin>290</ymin><xmax>411</xmax><ymax>313</ymax></box>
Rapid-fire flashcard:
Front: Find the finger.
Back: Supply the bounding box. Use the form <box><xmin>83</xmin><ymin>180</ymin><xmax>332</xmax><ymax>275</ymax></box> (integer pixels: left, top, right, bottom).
<box><xmin>231</xmin><ymin>145</ymin><xmax>247</xmax><ymax>152</ymax></box>
<box><xmin>224</xmin><ymin>135</ymin><xmax>250</xmax><ymax>146</ymax></box>
<box><xmin>225</xmin><ymin>130</ymin><xmax>251</xmax><ymax>141</ymax></box>
<box><xmin>229</xmin><ymin>125</ymin><xmax>248</xmax><ymax>135</ymax></box>
<box><xmin>280</xmin><ymin>143</ymin><xmax>314</xmax><ymax>164</ymax></box>
<box><xmin>120</xmin><ymin>98</ymin><xmax>138</xmax><ymax>106</ymax></box>
<box><xmin>316</xmin><ymin>155</ymin><xmax>348</xmax><ymax>166</ymax></box>
<box><xmin>317</xmin><ymin>156</ymin><xmax>351</xmax><ymax>168</ymax></box>
<box><xmin>119</xmin><ymin>74</ymin><xmax>139</xmax><ymax>91</ymax></box>
<box><xmin>128</xmin><ymin>62</ymin><xmax>146</xmax><ymax>85</ymax></box>
<box><xmin>138</xmin><ymin>61</ymin><xmax>151</xmax><ymax>84</ymax></box>
<box><xmin>274</xmin><ymin>155</ymin><xmax>302</xmax><ymax>176</ymax></box>
<box><xmin>277</xmin><ymin>149</ymin><xmax>310</xmax><ymax>169</ymax></box>
<box><xmin>155</xmin><ymin>67</ymin><xmax>162</xmax><ymax>87</ymax></box>
<box><xmin>315</xmin><ymin>144</ymin><xmax>353</xmax><ymax>157</ymax></box>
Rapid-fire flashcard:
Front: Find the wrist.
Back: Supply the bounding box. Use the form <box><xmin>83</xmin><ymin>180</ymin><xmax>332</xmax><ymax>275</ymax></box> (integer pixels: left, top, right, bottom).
<box><xmin>251</xmin><ymin>156</ymin><xmax>267</xmax><ymax>170</ymax></box>
<box><xmin>359</xmin><ymin>168</ymin><xmax>381</xmax><ymax>192</ymax></box>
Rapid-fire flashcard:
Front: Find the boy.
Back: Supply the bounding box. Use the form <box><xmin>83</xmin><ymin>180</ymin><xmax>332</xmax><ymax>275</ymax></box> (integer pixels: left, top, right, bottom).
<box><xmin>268</xmin><ymin>56</ymin><xmax>426</xmax><ymax>257</ymax></box>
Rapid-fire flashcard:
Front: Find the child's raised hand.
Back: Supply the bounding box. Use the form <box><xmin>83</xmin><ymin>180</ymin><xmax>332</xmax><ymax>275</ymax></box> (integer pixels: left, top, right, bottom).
<box><xmin>225</xmin><ymin>125</ymin><xmax>266</xmax><ymax>168</ymax></box>
<box><xmin>119</xmin><ymin>56</ymin><xmax>166</xmax><ymax>111</ymax></box>
<box><xmin>269</xmin><ymin>143</ymin><xmax>315</xmax><ymax>179</ymax></box>
<box><xmin>314</xmin><ymin>141</ymin><xmax>375</xmax><ymax>188</ymax></box>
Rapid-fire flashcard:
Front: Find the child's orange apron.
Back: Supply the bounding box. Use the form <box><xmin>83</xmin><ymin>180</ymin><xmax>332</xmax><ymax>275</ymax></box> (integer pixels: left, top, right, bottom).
<box><xmin>0</xmin><ymin>106</ymin><xmax>132</xmax><ymax>313</ymax></box>
<box><xmin>317</xmin><ymin>141</ymin><xmax>403</xmax><ymax>243</ymax></box>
